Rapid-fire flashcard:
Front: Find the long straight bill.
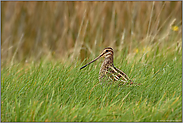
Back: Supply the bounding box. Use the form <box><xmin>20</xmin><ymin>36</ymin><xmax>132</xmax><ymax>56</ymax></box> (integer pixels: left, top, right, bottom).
<box><xmin>80</xmin><ymin>54</ymin><xmax>103</xmax><ymax>70</ymax></box>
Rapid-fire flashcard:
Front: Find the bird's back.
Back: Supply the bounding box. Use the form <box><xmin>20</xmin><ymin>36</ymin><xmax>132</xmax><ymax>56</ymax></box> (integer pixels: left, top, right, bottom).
<box><xmin>99</xmin><ymin>57</ymin><xmax>132</xmax><ymax>84</ymax></box>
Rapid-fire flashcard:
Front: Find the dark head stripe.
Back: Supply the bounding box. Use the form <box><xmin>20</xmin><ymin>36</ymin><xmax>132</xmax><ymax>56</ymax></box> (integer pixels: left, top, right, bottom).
<box><xmin>104</xmin><ymin>47</ymin><xmax>113</xmax><ymax>50</ymax></box>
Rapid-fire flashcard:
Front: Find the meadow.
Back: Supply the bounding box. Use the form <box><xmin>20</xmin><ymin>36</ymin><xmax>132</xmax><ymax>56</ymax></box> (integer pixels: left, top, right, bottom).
<box><xmin>1</xmin><ymin>1</ymin><xmax>182</xmax><ymax>122</ymax></box>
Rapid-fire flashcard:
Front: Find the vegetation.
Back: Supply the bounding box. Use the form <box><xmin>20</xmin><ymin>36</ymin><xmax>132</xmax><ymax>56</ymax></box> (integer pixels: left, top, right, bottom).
<box><xmin>1</xmin><ymin>1</ymin><xmax>182</xmax><ymax>122</ymax></box>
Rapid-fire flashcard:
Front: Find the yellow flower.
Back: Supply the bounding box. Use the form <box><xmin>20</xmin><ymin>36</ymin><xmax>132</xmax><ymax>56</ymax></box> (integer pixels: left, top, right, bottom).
<box><xmin>172</xmin><ymin>26</ymin><xmax>179</xmax><ymax>31</ymax></box>
<box><xmin>143</xmin><ymin>47</ymin><xmax>151</xmax><ymax>53</ymax></box>
<box><xmin>135</xmin><ymin>48</ymin><xmax>139</xmax><ymax>53</ymax></box>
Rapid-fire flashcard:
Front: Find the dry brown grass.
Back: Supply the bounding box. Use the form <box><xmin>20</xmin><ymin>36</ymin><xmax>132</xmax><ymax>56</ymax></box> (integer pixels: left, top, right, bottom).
<box><xmin>1</xmin><ymin>1</ymin><xmax>182</xmax><ymax>65</ymax></box>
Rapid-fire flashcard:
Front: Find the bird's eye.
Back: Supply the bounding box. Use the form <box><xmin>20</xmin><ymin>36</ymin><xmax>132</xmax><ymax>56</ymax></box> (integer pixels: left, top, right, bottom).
<box><xmin>106</xmin><ymin>50</ymin><xmax>108</xmax><ymax>52</ymax></box>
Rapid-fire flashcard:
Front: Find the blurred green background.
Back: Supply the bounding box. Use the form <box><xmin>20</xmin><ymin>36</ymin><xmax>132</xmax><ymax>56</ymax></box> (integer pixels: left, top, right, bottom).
<box><xmin>1</xmin><ymin>1</ymin><xmax>182</xmax><ymax>65</ymax></box>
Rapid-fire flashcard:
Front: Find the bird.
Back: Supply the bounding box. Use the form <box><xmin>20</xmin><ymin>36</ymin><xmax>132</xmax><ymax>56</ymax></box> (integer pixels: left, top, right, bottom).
<box><xmin>80</xmin><ymin>47</ymin><xmax>137</xmax><ymax>85</ymax></box>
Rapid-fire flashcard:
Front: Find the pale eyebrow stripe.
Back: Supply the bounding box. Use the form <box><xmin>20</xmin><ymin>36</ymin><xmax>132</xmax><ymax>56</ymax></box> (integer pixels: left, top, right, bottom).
<box><xmin>105</xmin><ymin>52</ymin><xmax>112</xmax><ymax>55</ymax></box>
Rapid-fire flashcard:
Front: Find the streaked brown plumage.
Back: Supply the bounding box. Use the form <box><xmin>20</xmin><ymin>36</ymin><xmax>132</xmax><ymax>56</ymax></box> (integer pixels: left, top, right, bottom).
<box><xmin>80</xmin><ymin>47</ymin><xmax>136</xmax><ymax>85</ymax></box>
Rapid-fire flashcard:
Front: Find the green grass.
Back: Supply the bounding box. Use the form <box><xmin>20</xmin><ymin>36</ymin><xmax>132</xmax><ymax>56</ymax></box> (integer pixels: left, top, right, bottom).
<box><xmin>1</xmin><ymin>42</ymin><xmax>182</xmax><ymax>122</ymax></box>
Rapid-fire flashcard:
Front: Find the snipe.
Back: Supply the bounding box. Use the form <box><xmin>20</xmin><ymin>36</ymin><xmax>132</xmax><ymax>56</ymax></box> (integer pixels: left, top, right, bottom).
<box><xmin>80</xmin><ymin>47</ymin><xmax>136</xmax><ymax>85</ymax></box>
